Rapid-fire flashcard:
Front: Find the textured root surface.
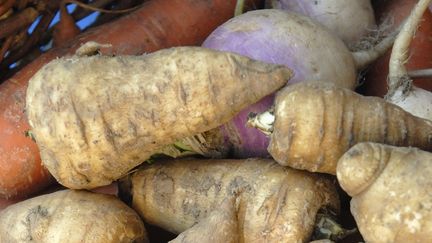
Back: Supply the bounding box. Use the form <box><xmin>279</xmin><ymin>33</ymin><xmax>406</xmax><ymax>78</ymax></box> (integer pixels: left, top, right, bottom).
<box><xmin>0</xmin><ymin>190</ymin><xmax>147</xmax><ymax>242</ymax></box>
<box><xmin>26</xmin><ymin>47</ymin><xmax>292</xmax><ymax>189</ymax></box>
<box><xmin>337</xmin><ymin>143</ymin><xmax>432</xmax><ymax>242</ymax></box>
<box><xmin>268</xmin><ymin>82</ymin><xmax>432</xmax><ymax>174</ymax></box>
<box><xmin>126</xmin><ymin>158</ymin><xmax>339</xmax><ymax>242</ymax></box>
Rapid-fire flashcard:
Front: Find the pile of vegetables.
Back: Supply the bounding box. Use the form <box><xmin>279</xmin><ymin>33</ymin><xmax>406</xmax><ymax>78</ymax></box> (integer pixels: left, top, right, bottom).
<box><xmin>1</xmin><ymin>0</ymin><xmax>432</xmax><ymax>242</ymax></box>
<box><xmin>0</xmin><ymin>0</ymin><xmax>264</xmax><ymax>200</ymax></box>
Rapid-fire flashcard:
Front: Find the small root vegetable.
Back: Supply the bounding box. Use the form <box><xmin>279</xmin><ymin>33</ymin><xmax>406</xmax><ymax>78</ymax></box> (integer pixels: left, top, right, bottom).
<box><xmin>0</xmin><ymin>190</ymin><xmax>148</xmax><ymax>242</ymax></box>
<box><xmin>248</xmin><ymin>81</ymin><xmax>432</xmax><ymax>174</ymax></box>
<box><xmin>337</xmin><ymin>142</ymin><xmax>432</xmax><ymax>243</ymax></box>
<box><xmin>386</xmin><ymin>0</ymin><xmax>432</xmax><ymax>121</ymax></box>
<box><xmin>268</xmin><ymin>0</ymin><xmax>376</xmax><ymax>47</ymax></box>
<box><xmin>122</xmin><ymin>158</ymin><xmax>340</xmax><ymax>242</ymax></box>
<box><xmin>200</xmin><ymin>9</ymin><xmax>398</xmax><ymax>158</ymax></box>
<box><xmin>26</xmin><ymin>46</ymin><xmax>292</xmax><ymax>189</ymax></box>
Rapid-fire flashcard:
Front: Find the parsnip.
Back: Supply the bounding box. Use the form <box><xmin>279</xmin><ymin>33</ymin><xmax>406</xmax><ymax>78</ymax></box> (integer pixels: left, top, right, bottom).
<box><xmin>122</xmin><ymin>158</ymin><xmax>340</xmax><ymax>242</ymax></box>
<box><xmin>249</xmin><ymin>82</ymin><xmax>432</xmax><ymax>174</ymax></box>
<box><xmin>0</xmin><ymin>190</ymin><xmax>147</xmax><ymax>243</ymax></box>
<box><xmin>25</xmin><ymin>46</ymin><xmax>292</xmax><ymax>189</ymax></box>
<box><xmin>337</xmin><ymin>142</ymin><xmax>432</xmax><ymax>243</ymax></box>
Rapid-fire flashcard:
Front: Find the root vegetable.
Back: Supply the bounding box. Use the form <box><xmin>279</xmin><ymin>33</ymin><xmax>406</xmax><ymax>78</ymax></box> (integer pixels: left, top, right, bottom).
<box><xmin>249</xmin><ymin>81</ymin><xmax>432</xmax><ymax>174</ymax></box>
<box><xmin>203</xmin><ymin>9</ymin><xmax>358</xmax><ymax>89</ymax></box>
<box><xmin>122</xmin><ymin>158</ymin><xmax>340</xmax><ymax>242</ymax></box>
<box><xmin>337</xmin><ymin>142</ymin><xmax>432</xmax><ymax>242</ymax></box>
<box><xmin>268</xmin><ymin>0</ymin><xmax>376</xmax><ymax>46</ymax></box>
<box><xmin>0</xmin><ymin>190</ymin><xmax>147</xmax><ymax>242</ymax></box>
<box><xmin>362</xmin><ymin>0</ymin><xmax>432</xmax><ymax>97</ymax></box>
<box><xmin>199</xmin><ymin>9</ymin><xmax>398</xmax><ymax>158</ymax></box>
<box><xmin>386</xmin><ymin>0</ymin><xmax>432</xmax><ymax>121</ymax></box>
<box><xmin>26</xmin><ymin>46</ymin><xmax>292</xmax><ymax>189</ymax></box>
<box><xmin>0</xmin><ymin>0</ymin><xmax>262</xmax><ymax>199</ymax></box>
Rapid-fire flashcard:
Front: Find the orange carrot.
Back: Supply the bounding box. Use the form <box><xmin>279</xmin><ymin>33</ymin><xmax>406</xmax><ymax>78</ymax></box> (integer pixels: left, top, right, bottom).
<box><xmin>53</xmin><ymin>1</ymin><xmax>80</xmax><ymax>47</ymax></box>
<box><xmin>0</xmin><ymin>0</ymin><xmax>263</xmax><ymax>199</ymax></box>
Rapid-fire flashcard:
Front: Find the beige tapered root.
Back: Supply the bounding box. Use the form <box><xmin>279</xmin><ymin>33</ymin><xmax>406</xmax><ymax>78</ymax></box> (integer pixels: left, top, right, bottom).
<box><xmin>26</xmin><ymin>47</ymin><xmax>292</xmax><ymax>189</ymax></box>
<box><xmin>125</xmin><ymin>158</ymin><xmax>339</xmax><ymax>242</ymax></box>
<box><xmin>265</xmin><ymin>82</ymin><xmax>432</xmax><ymax>174</ymax></box>
<box><xmin>387</xmin><ymin>0</ymin><xmax>432</xmax><ymax>96</ymax></box>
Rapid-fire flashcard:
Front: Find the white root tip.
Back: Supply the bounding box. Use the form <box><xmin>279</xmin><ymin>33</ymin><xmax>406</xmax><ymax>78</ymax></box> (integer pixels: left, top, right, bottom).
<box><xmin>387</xmin><ymin>0</ymin><xmax>432</xmax><ymax>95</ymax></box>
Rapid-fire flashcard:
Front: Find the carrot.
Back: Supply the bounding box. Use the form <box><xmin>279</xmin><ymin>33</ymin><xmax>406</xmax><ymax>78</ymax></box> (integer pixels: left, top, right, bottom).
<box><xmin>53</xmin><ymin>1</ymin><xmax>80</xmax><ymax>47</ymax></box>
<box><xmin>0</xmin><ymin>0</ymin><xmax>264</xmax><ymax>199</ymax></box>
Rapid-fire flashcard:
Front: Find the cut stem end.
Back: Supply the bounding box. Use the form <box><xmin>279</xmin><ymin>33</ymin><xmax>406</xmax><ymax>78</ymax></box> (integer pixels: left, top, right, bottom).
<box><xmin>246</xmin><ymin>109</ymin><xmax>275</xmax><ymax>136</ymax></box>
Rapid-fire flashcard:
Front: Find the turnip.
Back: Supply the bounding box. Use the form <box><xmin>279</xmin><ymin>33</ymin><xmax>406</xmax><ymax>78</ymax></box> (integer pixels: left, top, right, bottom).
<box><xmin>386</xmin><ymin>0</ymin><xmax>432</xmax><ymax>121</ymax></box>
<box><xmin>193</xmin><ymin>9</ymin><xmax>398</xmax><ymax>158</ymax></box>
<box><xmin>267</xmin><ymin>0</ymin><xmax>376</xmax><ymax>47</ymax></box>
